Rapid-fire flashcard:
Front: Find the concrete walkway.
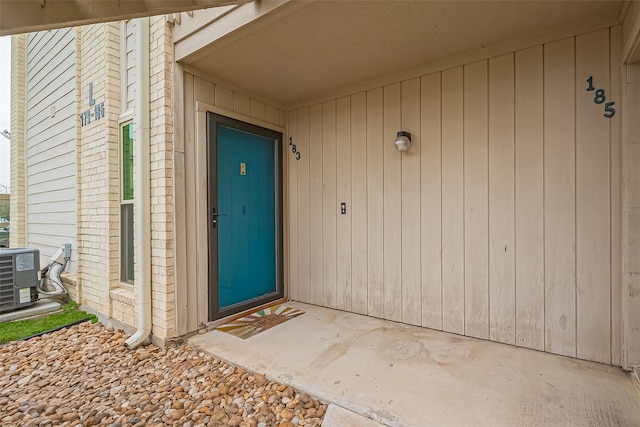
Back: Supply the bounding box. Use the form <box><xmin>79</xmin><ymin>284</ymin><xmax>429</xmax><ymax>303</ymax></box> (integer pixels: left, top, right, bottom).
<box><xmin>190</xmin><ymin>302</ymin><xmax>640</xmax><ymax>427</ymax></box>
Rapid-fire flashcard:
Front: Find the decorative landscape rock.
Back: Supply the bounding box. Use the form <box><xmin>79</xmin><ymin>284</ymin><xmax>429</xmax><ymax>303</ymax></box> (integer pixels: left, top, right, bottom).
<box><xmin>0</xmin><ymin>322</ymin><xmax>327</xmax><ymax>426</ymax></box>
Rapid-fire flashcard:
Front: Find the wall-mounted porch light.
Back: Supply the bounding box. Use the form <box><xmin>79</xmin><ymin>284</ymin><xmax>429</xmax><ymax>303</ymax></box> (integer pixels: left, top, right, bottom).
<box><xmin>394</xmin><ymin>131</ymin><xmax>411</xmax><ymax>152</ymax></box>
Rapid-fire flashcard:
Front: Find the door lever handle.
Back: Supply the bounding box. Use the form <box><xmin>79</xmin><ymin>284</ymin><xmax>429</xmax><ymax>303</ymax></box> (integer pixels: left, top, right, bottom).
<box><xmin>212</xmin><ymin>207</ymin><xmax>227</xmax><ymax>228</ymax></box>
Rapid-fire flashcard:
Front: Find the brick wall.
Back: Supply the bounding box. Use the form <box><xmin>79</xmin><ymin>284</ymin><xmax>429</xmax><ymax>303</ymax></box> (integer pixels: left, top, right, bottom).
<box><xmin>12</xmin><ymin>19</ymin><xmax>177</xmax><ymax>342</ymax></box>
<box><xmin>111</xmin><ymin>287</ymin><xmax>137</xmax><ymax>329</ymax></box>
<box><xmin>77</xmin><ymin>23</ymin><xmax>122</xmax><ymax>316</ymax></box>
<box><xmin>9</xmin><ymin>35</ymin><xmax>26</xmax><ymax>248</ymax></box>
<box><xmin>73</xmin><ymin>28</ymin><xmax>83</xmax><ymax>303</ymax></box>
<box><xmin>149</xmin><ymin>16</ymin><xmax>176</xmax><ymax>341</ymax></box>
<box><xmin>76</xmin><ymin>17</ymin><xmax>176</xmax><ymax>341</ymax></box>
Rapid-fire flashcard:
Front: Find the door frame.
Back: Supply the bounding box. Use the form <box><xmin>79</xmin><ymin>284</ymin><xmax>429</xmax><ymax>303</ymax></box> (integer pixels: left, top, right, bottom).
<box><xmin>206</xmin><ymin>112</ymin><xmax>285</xmax><ymax>321</ymax></box>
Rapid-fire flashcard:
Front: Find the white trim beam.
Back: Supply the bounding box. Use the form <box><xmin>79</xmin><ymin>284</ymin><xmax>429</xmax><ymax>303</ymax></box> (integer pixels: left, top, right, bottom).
<box><xmin>0</xmin><ymin>0</ymin><xmax>250</xmax><ymax>36</ymax></box>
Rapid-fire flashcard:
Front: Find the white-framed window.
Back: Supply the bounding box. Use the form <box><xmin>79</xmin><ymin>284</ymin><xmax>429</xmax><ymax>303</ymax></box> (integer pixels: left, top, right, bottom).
<box><xmin>119</xmin><ymin>19</ymin><xmax>137</xmax><ymax>284</ymax></box>
<box><xmin>120</xmin><ymin>120</ymin><xmax>134</xmax><ymax>284</ymax></box>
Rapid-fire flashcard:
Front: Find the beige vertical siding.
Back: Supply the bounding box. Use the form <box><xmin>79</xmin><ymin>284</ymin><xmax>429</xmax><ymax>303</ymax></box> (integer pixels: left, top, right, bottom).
<box><xmin>622</xmin><ymin>0</ymin><xmax>640</xmax><ymax>368</ymax></box>
<box><xmin>441</xmin><ymin>67</ymin><xmax>465</xmax><ymax>335</ymax></box>
<box><xmin>488</xmin><ymin>53</ymin><xmax>515</xmax><ymax>345</ymax></box>
<box><xmin>336</xmin><ymin>97</ymin><xmax>352</xmax><ymax>312</ymax></box>
<box><xmin>322</xmin><ymin>100</ymin><xmax>337</xmax><ymax>309</ymax></box>
<box><xmin>297</xmin><ymin>107</ymin><xmax>311</xmax><ymax>304</ymax></box>
<box><xmin>288</xmin><ymin>110</ymin><xmax>299</xmax><ymax>303</ymax></box>
<box><xmin>543</xmin><ymin>39</ymin><xmax>576</xmax><ymax>357</ymax></box>
<box><xmin>350</xmin><ymin>92</ymin><xmax>368</xmax><ymax>315</ymax></box>
<box><xmin>515</xmin><ymin>45</ymin><xmax>545</xmax><ymax>352</ymax></box>
<box><xmin>366</xmin><ymin>88</ymin><xmax>384</xmax><ymax>318</ymax></box>
<box><xmin>382</xmin><ymin>83</ymin><xmax>402</xmax><ymax>322</ymax></box>
<box><xmin>624</xmin><ymin>60</ymin><xmax>640</xmax><ymax>367</ymax></box>
<box><xmin>609</xmin><ymin>25</ymin><xmax>622</xmax><ymax>368</ymax></box>
<box><xmin>420</xmin><ymin>73</ymin><xmax>442</xmax><ymax>330</ymax></box>
<box><xmin>308</xmin><ymin>104</ymin><xmax>323</xmax><ymax>306</ymax></box>
<box><xmin>287</xmin><ymin>27</ymin><xmax>622</xmax><ymax>364</ymax></box>
<box><xmin>575</xmin><ymin>29</ymin><xmax>612</xmax><ymax>363</ymax></box>
<box><xmin>463</xmin><ymin>61</ymin><xmax>489</xmax><ymax>339</ymax></box>
<box><xmin>25</xmin><ymin>28</ymin><xmax>77</xmax><ymax>273</ymax></box>
<box><xmin>400</xmin><ymin>79</ymin><xmax>421</xmax><ymax>326</ymax></box>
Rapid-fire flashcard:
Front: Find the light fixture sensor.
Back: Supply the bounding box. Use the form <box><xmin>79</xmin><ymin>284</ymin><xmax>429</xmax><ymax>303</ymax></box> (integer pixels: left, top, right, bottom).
<box><xmin>394</xmin><ymin>131</ymin><xmax>412</xmax><ymax>152</ymax></box>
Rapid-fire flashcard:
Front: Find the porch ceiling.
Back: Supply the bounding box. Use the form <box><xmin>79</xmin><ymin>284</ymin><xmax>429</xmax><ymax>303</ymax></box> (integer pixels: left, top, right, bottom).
<box><xmin>184</xmin><ymin>0</ymin><xmax>624</xmax><ymax>107</ymax></box>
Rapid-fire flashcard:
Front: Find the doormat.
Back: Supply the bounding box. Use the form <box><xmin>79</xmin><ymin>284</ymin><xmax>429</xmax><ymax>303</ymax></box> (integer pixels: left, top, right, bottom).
<box><xmin>216</xmin><ymin>305</ymin><xmax>304</xmax><ymax>339</ymax></box>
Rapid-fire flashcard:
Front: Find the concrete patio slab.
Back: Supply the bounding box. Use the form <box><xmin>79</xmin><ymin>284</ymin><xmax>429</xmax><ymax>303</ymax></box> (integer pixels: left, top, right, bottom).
<box><xmin>323</xmin><ymin>404</ymin><xmax>385</xmax><ymax>427</ymax></box>
<box><xmin>0</xmin><ymin>298</ymin><xmax>61</xmax><ymax>322</ymax></box>
<box><xmin>190</xmin><ymin>302</ymin><xmax>640</xmax><ymax>427</ymax></box>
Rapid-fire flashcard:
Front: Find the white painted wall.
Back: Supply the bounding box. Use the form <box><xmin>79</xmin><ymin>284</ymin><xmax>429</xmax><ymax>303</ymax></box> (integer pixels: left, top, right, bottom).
<box><xmin>25</xmin><ymin>28</ymin><xmax>77</xmax><ymax>273</ymax></box>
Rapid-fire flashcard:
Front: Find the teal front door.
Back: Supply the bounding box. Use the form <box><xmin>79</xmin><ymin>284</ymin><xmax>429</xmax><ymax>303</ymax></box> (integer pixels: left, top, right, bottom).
<box><xmin>207</xmin><ymin>113</ymin><xmax>283</xmax><ymax>320</ymax></box>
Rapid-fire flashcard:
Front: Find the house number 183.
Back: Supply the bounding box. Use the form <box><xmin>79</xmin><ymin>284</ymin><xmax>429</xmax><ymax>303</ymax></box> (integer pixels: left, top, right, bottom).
<box><xmin>586</xmin><ymin>76</ymin><xmax>615</xmax><ymax>118</ymax></box>
<box><xmin>289</xmin><ymin>137</ymin><xmax>301</xmax><ymax>160</ymax></box>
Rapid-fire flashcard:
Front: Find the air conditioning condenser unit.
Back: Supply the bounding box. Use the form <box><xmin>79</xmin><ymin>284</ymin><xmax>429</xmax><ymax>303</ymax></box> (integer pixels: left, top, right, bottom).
<box><xmin>0</xmin><ymin>248</ymin><xmax>40</xmax><ymax>313</ymax></box>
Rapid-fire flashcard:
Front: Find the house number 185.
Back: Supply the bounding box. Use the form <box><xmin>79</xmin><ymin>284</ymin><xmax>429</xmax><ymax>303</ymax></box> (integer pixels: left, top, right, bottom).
<box><xmin>586</xmin><ymin>76</ymin><xmax>615</xmax><ymax>118</ymax></box>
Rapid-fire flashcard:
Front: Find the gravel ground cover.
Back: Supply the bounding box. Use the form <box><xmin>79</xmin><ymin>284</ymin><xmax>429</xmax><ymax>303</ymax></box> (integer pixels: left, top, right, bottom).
<box><xmin>0</xmin><ymin>322</ymin><xmax>327</xmax><ymax>426</ymax></box>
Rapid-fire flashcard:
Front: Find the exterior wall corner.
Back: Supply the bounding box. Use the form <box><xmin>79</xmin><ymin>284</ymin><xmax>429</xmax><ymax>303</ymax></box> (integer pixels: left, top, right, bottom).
<box><xmin>9</xmin><ymin>34</ymin><xmax>26</xmax><ymax>249</ymax></box>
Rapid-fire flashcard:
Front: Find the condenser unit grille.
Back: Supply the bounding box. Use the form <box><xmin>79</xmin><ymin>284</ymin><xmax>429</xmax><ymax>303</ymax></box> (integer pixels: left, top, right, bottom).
<box><xmin>0</xmin><ymin>256</ymin><xmax>14</xmax><ymax>310</ymax></box>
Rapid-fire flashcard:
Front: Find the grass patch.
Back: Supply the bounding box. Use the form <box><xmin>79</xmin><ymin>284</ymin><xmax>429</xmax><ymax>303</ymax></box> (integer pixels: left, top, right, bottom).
<box><xmin>0</xmin><ymin>301</ymin><xmax>98</xmax><ymax>344</ymax></box>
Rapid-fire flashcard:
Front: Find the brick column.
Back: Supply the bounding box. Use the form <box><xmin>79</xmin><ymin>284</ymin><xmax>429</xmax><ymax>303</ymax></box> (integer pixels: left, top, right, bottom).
<box><xmin>9</xmin><ymin>35</ymin><xmax>26</xmax><ymax>248</ymax></box>
<box><xmin>76</xmin><ymin>23</ymin><xmax>121</xmax><ymax>316</ymax></box>
<box><xmin>149</xmin><ymin>16</ymin><xmax>176</xmax><ymax>342</ymax></box>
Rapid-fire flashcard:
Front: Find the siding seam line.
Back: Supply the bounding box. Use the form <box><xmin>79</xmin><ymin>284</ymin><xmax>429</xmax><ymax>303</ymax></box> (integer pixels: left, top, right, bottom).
<box><xmin>440</xmin><ymin>72</ymin><xmax>444</xmax><ymax>331</ymax></box>
<box><xmin>574</xmin><ymin>35</ymin><xmax>578</xmax><ymax>358</ymax></box>
<box><xmin>542</xmin><ymin>43</ymin><xmax>547</xmax><ymax>353</ymax></box>
<box><xmin>486</xmin><ymin>59</ymin><xmax>490</xmax><ymax>340</ymax></box>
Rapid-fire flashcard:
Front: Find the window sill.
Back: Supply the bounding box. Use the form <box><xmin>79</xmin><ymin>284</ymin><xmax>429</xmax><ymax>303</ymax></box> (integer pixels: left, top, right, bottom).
<box><xmin>110</xmin><ymin>287</ymin><xmax>135</xmax><ymax>306</ymax></box>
